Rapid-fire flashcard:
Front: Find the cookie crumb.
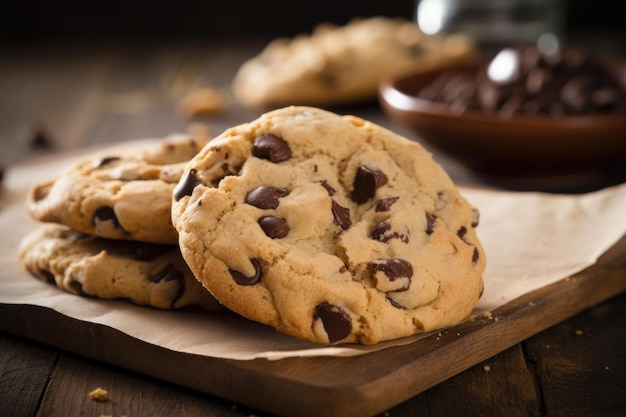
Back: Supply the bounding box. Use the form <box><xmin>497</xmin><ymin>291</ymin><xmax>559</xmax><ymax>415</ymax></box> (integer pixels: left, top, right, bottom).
<box><xmin>575</xmin><ymin>329</ymin><xmax>584</xmax><ymax>336</ymax></box>
<box><xmin>88</xmin><ymin>387</ymin><xmax>108</xmax><ymax>401</ymax></box>
<box><xmin>483</xmin><ymin>365</ymin><xmax>491</xmax><ymax>372</ymax></box>
<box><xmin>605</xmin><ymin>366</ymin><xmax>610</xmax><ymax>371</ymax></box>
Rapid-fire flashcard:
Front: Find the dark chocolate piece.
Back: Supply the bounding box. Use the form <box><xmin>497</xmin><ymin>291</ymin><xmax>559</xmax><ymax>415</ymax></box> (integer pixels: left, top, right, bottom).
<box><xmin>245</xmin><ymin>186</ymin><xmax>289</xmax><ymax>209</ymax></box>
<box><xmin>314</xmin><ymin>302</ymin><xmax>352</xmax><ymax>343</ymax></box>
<box><xmin>173</xmin><ymin>168</ymin><xmax>204</xmax><ymax>201</ymax></box>
<box><xmin>149</xmin><ymin>265</ymin><xmax>184</xmax><ymax>283</ymax></box>
<box><xmin>258</xmin><ymin>216</ymin><xmax>290</xmax><ymax>238</ymax></box>
<box><xmin>229</xmin><ymin>258</ymin><xmax>262</xmax><ymax>286</ymax></box>
<box><xmin>375</xmin><ymin>196</ymin><xmax>399</xmax><ymax>212</ymax></box>
<box><xmin>318</xmin><ymin>180</ymin><xmax>336</xmax><ymax>196</ymax></box>
<box><xmin>252</xmin><ymin>134</ymin><xmax>292</xmax><ymax>163</ymax></box>
<box><xmin>371</xmin><ymin>258</ymin><xmax>413</xmax><ymax>283</ymax></box>
<box><xmin>351</xmin><ymin>165</ymin><xmax>388</xmax><ymax>204</ymax></box>
<box><xmin>149</xmin><ymin>264</ymin><xmax>185</xmax><ymax>306</ymax></box>
<box><xmin>370</xmin><ymin>221</ymin><xmax>409</xmax><ymax>243</ymax></box>
<box><xmin>93</xmin><ymin>207</ymin><xmax>121</xmax><ymax>230</ymax></box>
<box><xmin>425</xmin><ymin>213</ymin><xmax>436</xmax><ymax>235</ymax></box>
<box><xmin>331</xmin><ymin>199</ymin><xmax>351</xmax><ymax>230</ymax></box>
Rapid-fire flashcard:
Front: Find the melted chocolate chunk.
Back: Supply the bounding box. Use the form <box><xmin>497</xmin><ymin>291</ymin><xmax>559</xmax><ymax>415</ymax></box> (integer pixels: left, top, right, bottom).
<box><xmin>229</xmin><ymin>259</ymin><xmax>262</xmax><ymax>285</ymax></box>
<box><xmin>258</xmin><ymin>216</ymin><xmax>290</xmax><ymax>238</ymax></box>
<box><xmin>331</xmin><ymin>199</ymin><xmax>351</xmax><ymax>230</ymax></box>
<box><xmin>93</xmin><ymin>207</ymin><xmax>121</xmax><ymax>229</ymax></box>
<box><xmin>457</xmin><ymin>226</ymin><xmax>467</xmax><ymax>239</ymax></box>
<box><xmin>372</xmin><ymin>258</ymin><xmax>413</xmax><ymax>281</ymax></box>
<box><xmin>149</xmin><ymin>265</ymin><xmax>184</xmax><ymax>283</ymax></box>
<box><xmin>351</xmin><ymin>166</ymin><xmax>388</xmax><ymax>204</ymax></box>
<box><xmin>173</xmin><ymin>168</ymin><xmax>204</xmax><ymax>201</ymax></box>
<box><xmin>425</xmin><ymin>213</ymin><xmax>436</xmax><ymax>235</ymax></box>
<box><xmin>149</xmin><ymin>265</ymin><xmax>185</xmax><ymax>306</ymax></box>
<box><xmin>245</xmin><ymin>186</ymin><xmax>289</xmax><ymax>209</ymax></box>
<box><xmin>318</xmin><ymin>180</ymin><xmax>336</xmax><ymax>196</ymax></box>
<box><xmin>370</xmin><ymin>222</ymin><xmax>409</xmax><ymax>243</ymax></box>
<box><xmin>314</xmin><ymin>302</ymin><xmax>352</xmax><ymax>343</ymax></box>
<box><xmin>95</xmin><ymin>156</ymin><xmax>121</xmax><ymax>168</ymax></box>
<box><xmin>252</xmin><ymin>134</ymin><xmax>292</xmax><ymax>162</ymax></box>
<box><xmin>375</xmin><ymin>196</ymin><xmax>399</xmax><ymax>212</ymax></box>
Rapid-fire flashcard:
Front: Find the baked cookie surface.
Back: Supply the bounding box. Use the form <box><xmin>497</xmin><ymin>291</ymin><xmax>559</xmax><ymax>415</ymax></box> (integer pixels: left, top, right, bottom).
<box><xmin>18</xmin><ymin>223</ymin><xmax>221</xmax><ymax>310</ymax></box>
<box><xmin>231</xmin><ymin>17</ymin><xmax>476</xmax><ymax>108</ymax></box>
<box><xmin>172</xmin><ymin>106</ymin><xmax>485</xmax><ymax>345</ymax></box>
<box><xmin>25</xmin><ymin>134</ymin><xmax>209</xmax><ymax>244</ymax></box>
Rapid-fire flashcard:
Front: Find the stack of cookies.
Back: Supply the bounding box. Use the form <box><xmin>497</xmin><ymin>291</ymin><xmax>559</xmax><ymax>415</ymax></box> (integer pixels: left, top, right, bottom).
<box><xmin>19</xmin><ymin>134</ymin><xmax>222</xmax><ymax>311</ymax></box>
<box><xmin>19</xmin><ymin>107</ymin><xmax>486</xmax><ymax>345</ymax></box>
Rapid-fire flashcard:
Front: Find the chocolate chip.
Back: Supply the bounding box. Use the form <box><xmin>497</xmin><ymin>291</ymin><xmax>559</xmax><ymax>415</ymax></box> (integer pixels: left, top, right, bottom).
<box><xmin>258</xmin><ymin>216</ymin><xmax>289</xmax><ymax>238</ymax></box>
<box><xmin>370</xmin><ymin>221</ymin><xmax>409</xmax><ymax>243</ymax></box>
<box><xmin>318</xmin><ymin>180</ymin><xmax>336</xmax><ymax>196</ymax></box>
<box><xmin>173</xmin><ymin>168</ymin><xmax>204</xmax><ymax>201</ymax></box>
<box><xmin>314</xmin><ymin>302</ymin><xmax>352</xmax><ymax>343</ymax></box>
<box><xmin>457</xmin><ymin>226</ymin><xmax>467</xmax><ymax>238</ymax></box>
<box><xmin>386</xmin><ymin>295</ymin><xmax>407</xmax><ymax>310</ymax></box>
<box><xmin>149</xmin><ymin>265</ymin><xmax>184</xmax><ymax>283</ymax></box>
<box><xmin>472</xmin><ymin>247</ymin><xmax>480</xmax><ymax>264</ymax></box>
<box><xmin>229</xmin><ymin>258</ymin><xmax>262</xmax><ymax>285</ymax></box>
<box><xmin>351</xmin><ymin>166</ymin><xmax>388</xmax><ymax>204</ymax></box>
<box><xmin>150</xmin><ymin>265</ymin><xmax>185</xmax><ymax>306</ymax></box>
<box><xmin>425</xmin><ymin>213</ymin><xmax>436</xmax><ymax>235</ymax></box>
<box><xmin>371</xmin><ymin>258</ymin><xmax>413</xmax><ymax>282</ymax></box>
<box><xmin>245</xmin><ymin>186</ymin><xmax>289</xmax><ymax>209</ymax></box>
<box><xmin>331</xmin><ymin>199</ymin><xmax>351</xmax><ymax>230</ymax></box>
<box><xmin>471</xmin><ymin>208</ymin><xmax>480</xmax><ymax>228</ymax></box>
<box><xmin>95</xmin><ymin>156</ymin><xmax>121</xmax><ymax>168</ymax></box>
<box><xmin>375</xmin><ymin>197</ymin><xmax>399</xmax><ymax>212</ymax></box>
<box><xmin>93</xmin><ymin>206</ymin><xmax>121</xmax><ymax>229</ymax></box>
<box><xmin>252</xmin><ymin>134</ymin><xmax>292</xmax><ymax>163</ymax></box>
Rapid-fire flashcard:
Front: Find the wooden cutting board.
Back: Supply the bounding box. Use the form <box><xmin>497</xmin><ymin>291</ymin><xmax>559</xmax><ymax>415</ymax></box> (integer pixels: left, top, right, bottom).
<box><xmin>1</xmin><ymin>234</ymin><xmax>624</xmax><ymax>417</ymax></box>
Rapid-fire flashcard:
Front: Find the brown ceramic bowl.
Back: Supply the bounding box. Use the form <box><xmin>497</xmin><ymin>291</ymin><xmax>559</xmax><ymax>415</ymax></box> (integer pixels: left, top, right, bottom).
<box><xmin>378</xmin><ymin>62</ymin><xmax>626</xmax><ymax>178</ymax></box>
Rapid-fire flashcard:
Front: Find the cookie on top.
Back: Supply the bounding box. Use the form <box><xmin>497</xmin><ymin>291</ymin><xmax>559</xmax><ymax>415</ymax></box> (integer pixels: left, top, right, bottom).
<box><xmin>172</xmin><ymin>106</ymin><xmax>485</xmax><ymax>345</ymax></box>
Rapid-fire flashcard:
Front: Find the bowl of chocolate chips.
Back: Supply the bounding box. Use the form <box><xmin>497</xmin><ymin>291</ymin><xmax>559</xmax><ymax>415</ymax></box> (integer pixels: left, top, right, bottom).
<box><xmin>379</xmin><ymin>43</ymin><xmax>626</xmax><ymax>180</ymax></box>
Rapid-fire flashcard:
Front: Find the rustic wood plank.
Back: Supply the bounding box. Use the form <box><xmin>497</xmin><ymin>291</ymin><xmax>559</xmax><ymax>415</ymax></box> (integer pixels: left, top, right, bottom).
<box><xmin>1</xmin><ymin>233</ymin><xmax>623</xmax><ymax>417</ymax></box>
<box><xmin>524</xmin><ymin>291</ymin><xmax>626</xmax><ymax>417</ymax></box>
<box><xmin>400</xmin><ymin>344</ymin><xmax>541</xmax><ymax>417</ymax></box>
<box><xmin>38</xmin><ymin>352</ymin><xmax>264</xmax><ymax>417</ymax></box>
<box><xmin>0</xmin><ymin>334</ymin><xmax>58</xmax><ymax>417</ymax></box>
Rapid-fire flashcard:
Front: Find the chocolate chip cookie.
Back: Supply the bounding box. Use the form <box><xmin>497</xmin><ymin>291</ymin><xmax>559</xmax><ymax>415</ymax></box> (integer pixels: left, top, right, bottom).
<box><xmin>18</xmin><ymin>224</ymin><xmax>221</xmax><ymax>310</ymax></box>
<box><xmin>172</xmin><ymin>106</ymin><xmax>485</xmax><ymax>345</ymax></box>
<box><xmin>25</xmin><ymin>134</ymin><xmax>209</xmax><ymax>244</ymax></box>
<box><xmin>231</xmin><ymin>16</ymin><xmax>476</xmax><ymax>108</ymax></box>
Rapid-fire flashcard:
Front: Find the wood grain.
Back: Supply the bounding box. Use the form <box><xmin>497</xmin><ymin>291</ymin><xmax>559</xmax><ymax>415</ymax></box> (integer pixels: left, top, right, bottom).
<box><xmin>1</xmin><ymin>235</ymin><xmax>624</xmax><ymax>417</ymax></box>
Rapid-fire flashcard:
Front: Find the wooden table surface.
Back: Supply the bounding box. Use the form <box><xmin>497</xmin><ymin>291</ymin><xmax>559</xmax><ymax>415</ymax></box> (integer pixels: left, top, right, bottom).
<box><xmin>1</xmin><ymin>38</ymin><xmax>625</xmax><ymax>417</ymax></box>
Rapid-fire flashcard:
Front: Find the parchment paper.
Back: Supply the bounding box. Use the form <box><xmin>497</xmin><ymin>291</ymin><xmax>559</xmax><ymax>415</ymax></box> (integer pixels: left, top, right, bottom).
<box><xmin>1</xmin><ymin>141</ymin><xmax>625</xmax><ymax>360</ymax></box>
